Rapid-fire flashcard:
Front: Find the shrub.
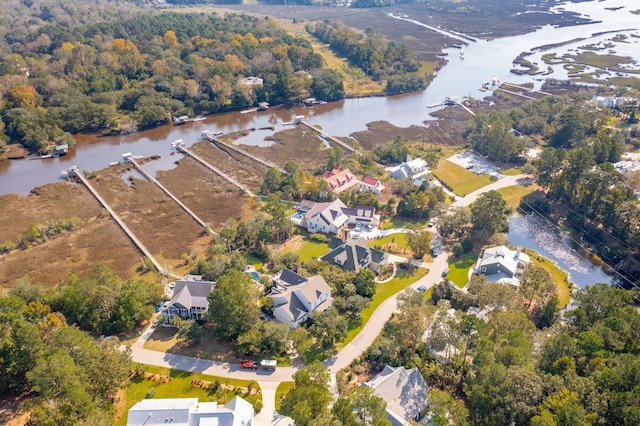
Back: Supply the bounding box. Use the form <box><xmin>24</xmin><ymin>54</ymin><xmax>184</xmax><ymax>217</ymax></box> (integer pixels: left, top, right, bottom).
<box><xmin>253</xmin><ymin>399</ymin><xmax>263</xmax><ymax>413</ymax></box>
<box><xmin>309</xmin><ymin>233</ymin><xmax>329</xmax><ymax>243</ymax></box>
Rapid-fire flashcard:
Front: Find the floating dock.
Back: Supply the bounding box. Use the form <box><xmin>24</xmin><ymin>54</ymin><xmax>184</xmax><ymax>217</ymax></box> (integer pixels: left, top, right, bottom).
<box><xmin>125</xmin><ymin>155</ymin><xmax>216</xmax><ymax>235</ymax></box>
<box><xmin>68</xmin><ymin>166</ymin><xmax>181</xmax><ymax>279</ymax></box>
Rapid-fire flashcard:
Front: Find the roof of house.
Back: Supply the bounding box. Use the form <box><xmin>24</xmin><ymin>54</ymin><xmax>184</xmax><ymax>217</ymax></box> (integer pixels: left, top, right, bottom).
<box><xmin>303</xmin><ymin>199</ymin><xmax>349</xmax><ymax>229</ymax></box>
<box><xmin>126</xmin><ymin>396</ymin><xmax>253</xmax><ymax>426</ymax></box>
<box><xmin>365</xmin><ymin>365</ymin><xmax>429</xmax><ymax>423</ymax></box>
<box><xmin>170</xmin><ymin>280</ymin><xmax>215</xmax><ymax>310</ymax></box>
<box><xmin>386</xmin><ymin>158</ymin><xmax>429</xmax><ymax>180</ymax></box>
<box><xmin>269</xmin><ymin>269</ymin><xmax>332</xmax><ymax>323</ymax></box>
<box><xmin>320</xmin><ymin>238</ymin><xmax>386</xmax><ymax>272</ymax></box>
<box><xmin>341</xmin><ymin>205</ymin><xmax>376</xmax><ymax>219</ymax></box>
<box><xmin>362</xmin><ymin>175</ymin><xmax>381</xmax><ymax>186</ymax></box>
<box><xmin>322</xmin><ymin>168</ymin><xmax>356</xmax><ymax>191</ymax></box>
<box><xmin>477</xmin><ymin>245</ymin><xmax>530</xmax><ymax>276</ymax></box>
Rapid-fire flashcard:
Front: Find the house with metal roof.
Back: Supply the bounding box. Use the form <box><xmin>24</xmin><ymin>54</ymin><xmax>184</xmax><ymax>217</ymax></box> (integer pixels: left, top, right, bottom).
<box><xmin>364</xmin><ymin>365</ymin><xmax>430</xmax><ymax>426</ymax></box>
<box><xmin>162</xmin><ymin>276</ymin><xmax>215</xmax><ymax>324</ymax></box>
<box><xmin>320</xmin><ymin>237</ymin><xmax>388</xmax><ymax>273</ymax></box>
<box><xmin>268</xmin><ymin>269</ymin><xmax>332</xmax><ymax>329</ymax></box>
<box><xmin>386</xmin><ymin>157</ymin><xmax>430</xmax><ymax>186</ymax></box>
<box><xmin>126</xmin><ymin>395</ymin><xmax>254</xmax><ymax>426</ymax></box>
<box><xmin>473</xmin><ymin>245</ymin><xmax>530</xmax><ymax>286</ymax></box>
<box><xmin>360</xmin><ymin>175</ymin><xmax>385</xmax><ymax>194</ymax></box>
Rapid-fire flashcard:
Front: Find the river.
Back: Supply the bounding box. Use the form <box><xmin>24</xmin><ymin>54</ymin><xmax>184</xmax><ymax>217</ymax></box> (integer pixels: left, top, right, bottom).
<box><xmin>507</xmin><ymin>213</ymin><xmax>615</xmax><ymax>288</ymax></box>
<box><xmin>0</xmin><ymin>0</ymin><xmax>639</xmax><ymax>196</ymax></box>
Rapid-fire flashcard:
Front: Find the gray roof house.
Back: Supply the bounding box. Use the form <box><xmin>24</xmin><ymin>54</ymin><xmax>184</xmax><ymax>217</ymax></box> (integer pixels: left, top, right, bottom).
<box><xmin>474</xmin><ymin>245</ymin><xmax>530</xmax><ymax>286</ymax></box>
<box><xmin>126</xmin><ymin>396</ymin><xmax>253</xmax><ymax>426</ymax></box>
<box><xmin>268</xmin><ymin>269</ymin><xmax>332</xmax><ymax>329</ymax></box>
<box><xmin>320</xmin><ymin>237</ymin><xmax>388</xmax><ymax>273</ymax></box>
<box><xmin>386</xmin><ymin>157</ymin><xmax>430</xmax><ymax>186</ymax></box>
<box><xmin>364</xmin><ymin>365</ymin><xmax>430</xmax><ymax>426</ymax></box>
<box><xmin>163</xmin><ymin>276</ymin><xmax>215</xmax><ymax>324</ymax></box>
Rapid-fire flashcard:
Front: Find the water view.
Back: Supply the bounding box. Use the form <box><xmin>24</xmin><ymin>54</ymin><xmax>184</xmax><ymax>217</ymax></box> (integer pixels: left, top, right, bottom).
<box><xmin>0</xmin><ymin>0</ymin><xmax>639</xmax><ymax>196</ymax></box>
<box><xmin>507</xmin><ymin>213</ymin><xmax>615</xmax><ymax>288</ymax></box>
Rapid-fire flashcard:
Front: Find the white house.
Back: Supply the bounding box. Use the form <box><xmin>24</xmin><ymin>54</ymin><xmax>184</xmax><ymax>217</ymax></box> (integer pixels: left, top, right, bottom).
<box><xmin>292</xmin><ymin>199</ymin><xmax>381</xmax><ymax>235</ymax></box>
<box><xmin>163</xmin><ymin>276</ymin><xmax>215</xmax><ymax>324</ymax></box>
<box><xmin>474</xmin><ymin>245</ymin><xmax>530</xmax><ymax>286</ymax></box>
<box><xmin>364</xmin><ymin>366</ymin><xmax>430</xmax><ymax>426</ymax></box>
<box><xmin>268</xmin><ymin>269</ymin><xmax>332</xmax><ymax>329</ymax></box>
<box><xmin>242</xmin><ymin>76</ymin><xmax>263</xmax><ymax>86</ymax></box>
<box><xmin>386</xmin><ymin>157</ymin><xmax>430</xmax><ymax>186</ymax></box>
<box><xmin>360</xmin><ymin>175</ymin><xmax>385</xmax><ymax>194</ymax></box>
<box><xmin>126</xmin><ymin>396</ymin><xmax>254</xmax><ymax>426</ymax></box>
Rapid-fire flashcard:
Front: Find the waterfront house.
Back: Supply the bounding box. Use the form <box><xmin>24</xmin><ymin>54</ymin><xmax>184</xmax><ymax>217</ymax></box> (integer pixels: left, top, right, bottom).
<box><xmin>126</xmin><ymin>396</ymin><xmax>254</xmax><ymax>426</ymax></box>
<box><xmin>320</xmin><ymin>237</ymin><xmax>388</xmax><ymax>273</ymax></box>
<box><xmin>364</xmin><ymin>365</ymin><xmax>430</xmax><ymax>426</ymax></box>
<box><xmin>163</xmin><ymin>276</ymin><xmax>215</xmax><ymax>324</ymax></box>
<box><xmin>474</xmin><ymin>245</ymin><xmax>530</xmax><ymax>286</ymax></box>
<box><xmin>268</xmin><ymin>269</ymin><xmax>332</xmax><ymax>329</ymax></box>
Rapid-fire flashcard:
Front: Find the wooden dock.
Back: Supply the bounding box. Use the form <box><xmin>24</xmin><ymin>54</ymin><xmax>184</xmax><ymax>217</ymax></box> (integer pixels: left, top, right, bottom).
<box><xmin>454</xmin><ymin>101</ymin><xmax>476</xmax><ymax>116</ymax></box>
<box><xmin>175</xmin><ymin>143</ymin><xmax>254</xmax><ymax>197</ymax></box>
<box><xmin>126</xmin><ymin>156</ymin><xmax>216</xmax><ymax>235</ymax></box>
<box><xmin>495</xmin><ymin>87</ymin><xmax>536</xmax><ymax>100</ymax></box>
<box><xmin>68</xmin><ymin>167</ymin><xmax>181</xmax><ymax>279</ymax></box>
<box><xmin>298</xmin><ymin>120</ymin><xmax>359</xmax><ymax>154</ymax></box>
<box><xmin>202</xmin><ymin>131</ymin><xmax>285</xmax><ymax>173</ymax></box>
<box><xmin>503</xmin><ymin>82</ymin><xmax>552</xmax><ymax>96</ymax></box>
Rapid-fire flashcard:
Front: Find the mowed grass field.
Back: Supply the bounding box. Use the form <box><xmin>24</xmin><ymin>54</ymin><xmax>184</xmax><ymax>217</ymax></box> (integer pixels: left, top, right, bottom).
<box><xmin>433</xmin><ymin>160</ymin><xmax>494</xmax><ymax>196</ymax></box>
<box><xmin>497</xmin><ymin>183</ymin><xmax>539</xmax><ymax>211</ymax></box>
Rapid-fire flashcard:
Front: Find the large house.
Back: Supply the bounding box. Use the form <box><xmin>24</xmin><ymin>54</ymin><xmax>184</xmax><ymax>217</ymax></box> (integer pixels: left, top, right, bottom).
<box><xmin>291</xmin><ymin>199</ymin><xmax>380</xmax><ymax>235</ymax></box>
<box><xmin>322</xmin><ymin>168</ymin><xmax>359</xmax><ymax>193</ymax></box>
<box><xmin>268</xmin><ymin>269</ymin><xmax>332</xmax><ymax>329</ymax></box>
<box><xmin>474</xmin><ymin>245</ymin><xmax>530</xmax><ymax>286</ymax></box>
<box><xmin>364</xmin><ymin>365</ymin><xmax>430</xmax><ymax>426</ymax></box>
<box><xmin>386</xmin><ymin>157</ymin><xmax>430</xmax><ymax>186</ymax></box>
<box><xmin>360</xmin><ymin>175</ymin><xmax>385</xmax><ymax>194</ymax></box>
<box><xmin>320</xmin><ymin>237</ymin><xmax>388</xmax><ymax>273</ymax></box>
<box><xmin>126</xmin><ymin>396</ymin><xmax>253</xmax><ymax>426</ymax></box>
<box><xmin>162</xmin><ymin>276</ymin><xmax>215</xmax><ymax>324</ymax></box>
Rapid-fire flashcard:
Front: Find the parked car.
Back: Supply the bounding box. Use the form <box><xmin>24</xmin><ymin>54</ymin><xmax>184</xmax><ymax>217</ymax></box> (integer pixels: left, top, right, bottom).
<box><xmin>417</xmin><ymin>285</ymin><xmax>427</xmax><ymax>292</ymax></box>
<box><xmin>428</xmin><ymin>219</ymin><xmax>435</xmax><ymax>228</ymax></box>
<box><xmin>239</xmin><ymin>360</ymin><xmax>259</xmax><ymax>370</ymax></box>
<box><xmin>260</xmin><ymin>359</ymin><xmax>277</xmax><ymax>371</ymax></box>
<box><xmin>355</xmin><ymin>223</ymin><xmax>362</xmax><ymax>231</ymax></box>
<box><xmin>442</xmin><ymin>267</ymin><xmax>450</xmax><ymax>277</ymax></box>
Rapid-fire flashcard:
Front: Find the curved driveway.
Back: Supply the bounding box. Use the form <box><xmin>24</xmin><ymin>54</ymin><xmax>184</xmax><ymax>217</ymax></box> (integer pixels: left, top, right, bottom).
<box><xmin>129</xmin><ymin>173</ymin><xmax>531</xmax><ymax>424</ymax></box>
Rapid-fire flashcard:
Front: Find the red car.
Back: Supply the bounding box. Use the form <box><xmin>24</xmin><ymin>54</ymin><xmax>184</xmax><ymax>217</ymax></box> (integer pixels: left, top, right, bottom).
<box><xmin>239</xmin><ymin>360</ymin><xmax>259</xmax><ymax>370</ymax></box>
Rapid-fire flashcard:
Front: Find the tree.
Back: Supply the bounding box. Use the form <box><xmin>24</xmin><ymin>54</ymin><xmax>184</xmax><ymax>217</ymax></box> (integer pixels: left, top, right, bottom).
<box><xmin>520</xmin><ymin>264</ymin><xmax>554</xmax><ymax>310</ymax></box>
<box><xmin>470</xmin><ymin>191</ymin><xmax>507</xmax><ymax>243</ymax></box>
<box><xmin>207</xmin><ymin>269</ymin><xmax>260</xmax><ymax>340</ymax></box>
<box><xmin>309</xmin><ymin>309</ymin><xmax>348</xmax><ymax>353</ymax></box>
<box><xmin>281</xmin><ymin>362</ymin><xmax>332</xmax><ymax>426</ymax></box>
<box><xmin>353</xmin><ymin>269</ymin><xmax>376</xmax><ymax>298</ymax></box>
<box><xmin>261</xmin><ymin>167</ymin><xmax>282</xmax><ymax>194</ymax></box>
<box><xmin>175</xmin><ymin>318</ymin><xmax>205</xmax><ymax>346</ymax></box>
<box><xmin>332</xmin><ymin>386</ymin><xmax>391</xmax><ymax>425</ymax></box>
<box><xmin>407</xmin><ymin>228</ymin><xmax>432</xmax><ymax>259</ymax></box>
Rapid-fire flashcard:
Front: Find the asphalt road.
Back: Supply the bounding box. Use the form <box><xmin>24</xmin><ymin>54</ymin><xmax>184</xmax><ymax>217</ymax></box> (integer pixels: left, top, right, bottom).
<box><xmin>129</xmin><ymin>174</ymin><xmax>531</xmax><ymax>424</ymax></box>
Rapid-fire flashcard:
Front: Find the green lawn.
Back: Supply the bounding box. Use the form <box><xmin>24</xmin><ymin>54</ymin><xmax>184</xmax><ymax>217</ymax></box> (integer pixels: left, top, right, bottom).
<box><xmin>381</xmin><ymin>216</ymin><xmax>429</xmax><ymax>230</ymax></box>
<box><xmin>278</xmin><ymin>236</ymin><xmax>329</xmax><ymax>263</ymax></box>
<box><xmin>497</xmin><ymin>183</ymin><xmax>539</xmax><ymax>211</ymax></box>
<box><xmin>370</xmin><ymin>233</ymin><xmax>410</xmax><ymax>251</ymax></box>
<box><xmin>116</xmin><ymin>365</ymin><xmax>261</xmax><ymax>426</ymax></box>
<box><xmin>446</xmin><ymin>253</ymin><xmax>478</xmax><ymax>288</ymax></box>
<box><xmin>339</xmin><ymin>266</ymin><xmax>427</xmax><ymax>348</ymax></box>
<box><xmin>433</xmin><ymin>160</ymin><xmax>494</xmax><ymax>196</ymax></box>
<box><xmin>524</xmin><ymin>249</ymin><xmax>573</xmax><ymax>308</ymax></box>
<box><xmin>501</xmin><ymin>167</ymin><xmax>523</xmax><ymax>176</ymax></box>
<box><xmin>275</xmin><ymin>381</ymin><xmax>295</xmax><ymax>412</ymax></box>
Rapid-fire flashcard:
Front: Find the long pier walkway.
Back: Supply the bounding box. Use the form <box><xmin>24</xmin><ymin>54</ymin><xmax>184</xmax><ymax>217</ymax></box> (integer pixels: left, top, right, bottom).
<box><xmin>175</xmin><ymin>143</ymin><xmax>254</xmax><ymax>197</ymax></box>
<box><xmin>126</xmin><ymin>156</ymin><xmax>216</xmax><ymax>235</ymax></box>
<box><xmin>299</xmin><ymin>120</ymin><xmax>359</xmax><ymax>154</ymax></box>
<box><xmin>69</xmin><ymin>167</ymin><xmax>181</xmax><ymax>279</ymax></box>
<box><xmin>496</xmin><ymin>87</ymin><xmax>536</xmax><ymax>100</ymax></box>
<box><xmin>202</xmin><ymin>131</ymin><xmax>285</xmax><ymax>173</ymax></box>
<box><xmin>454</xmin><ymin>100</ymin><xmax>476</xmax><ymax>116</ymax></box>
<box><xmin>503</xmin><ymin>82</ymin><xmax>552</xmax><ymax>96</ymax></box>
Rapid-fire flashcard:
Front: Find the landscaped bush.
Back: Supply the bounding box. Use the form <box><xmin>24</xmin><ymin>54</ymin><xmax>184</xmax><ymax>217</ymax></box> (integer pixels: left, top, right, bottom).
<box><xmin>309</xmin><ymin>233</ymin><xmax>330</xmax><ymax>243</ymax></box>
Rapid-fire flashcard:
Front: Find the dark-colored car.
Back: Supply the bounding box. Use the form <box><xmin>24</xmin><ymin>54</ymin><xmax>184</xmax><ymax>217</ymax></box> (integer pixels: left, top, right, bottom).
<box><xmin>417</xmin><ymin>285</ymin><xmax>427</xmax><ymax>292</ymax></box>
<box><xmin>239</xmin><ymin>360</ymin><xmax>259</xmax><ymax>370</ymax></box>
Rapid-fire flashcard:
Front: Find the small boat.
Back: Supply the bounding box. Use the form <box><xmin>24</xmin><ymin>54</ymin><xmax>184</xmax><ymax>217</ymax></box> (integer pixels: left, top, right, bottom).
<box><xmin>193</xmin><ymin>117</ymin><xmax>206</xmax><ymax>122</ymax></box>
<box><xmin>109</xmin><ymin>161</ymin><xmax>119</xmax><ymax>166</ymax></box>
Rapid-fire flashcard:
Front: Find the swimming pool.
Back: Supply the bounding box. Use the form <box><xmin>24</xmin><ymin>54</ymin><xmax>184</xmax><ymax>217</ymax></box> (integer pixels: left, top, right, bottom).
<box><xmin>250</xmin><ymin>271</ymin><xmax>261</xmax><ymax>282</ymax></box>
<box><xmin>292</xmin><ymin>210</ymin><xmax>305</xmax><ymax>220</ymax></box>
